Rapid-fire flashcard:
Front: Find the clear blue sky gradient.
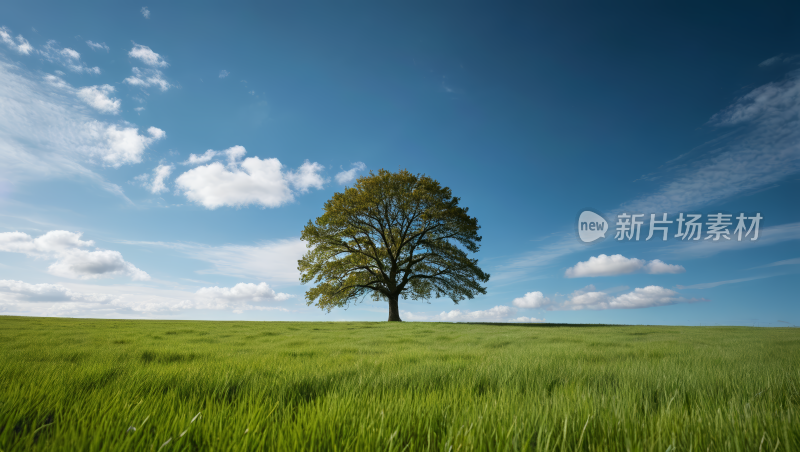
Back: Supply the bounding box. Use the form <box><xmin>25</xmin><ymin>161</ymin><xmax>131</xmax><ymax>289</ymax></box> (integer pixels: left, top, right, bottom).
<box><xmin>0</xmin><ymin>1</ymin><xmax>797</xmax><ymax>325</ymax></box>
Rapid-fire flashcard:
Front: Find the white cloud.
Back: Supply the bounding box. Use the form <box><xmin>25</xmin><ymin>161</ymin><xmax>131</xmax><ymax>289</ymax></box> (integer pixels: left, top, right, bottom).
<box><xmin>0</xmin><ymin>280</ymin><xmax>113</xmax><ymax>302</ymax></box>
<box><xmin>77</xmin><ymin>85</ymin><xmax>121</xmax><ymax>114</ymax></box>
<box><xmin>135</xmin><ymin>107</ymin><xmax>144</xmax><ymax>113</ymax></box>
<box><xmin>174</xmin><ymin>146</ymin><xmax>325</xmax><ymax>209</ymax></box>
<box><xmin>196</xmin><ymin>282</ymin><xmax>291</xmax><ymax>302</ymax></box>
<box><xmin>129</xmin><ymin>43</ymin><xmax>167</xmax><ymax>67</ymax></box>
<box><xmin>219</xmin><ymin>70</ymin><xmax>229</xmax><ymax>78</ymax></box>
<box><xmin>86</xmin><ymin>40</ymin><xmax>109</xmax><ymax>52</ymax></box>
<box><xmin>0</xmin><ymin>230</ymin><xmax>94</xmax><ymax>256</ymax></box>
<box><xmin>0</xmin><ymin>230</ymin><xmax>149</xmax><ymax>281</ymax></box>
<box><xmin>754</xmin><ymin>257</ymin><xmax>800</xmax><ymax>268</ymax></box>
<box><xmin>136</xmin><ymin>163</ymin><xmax>174</xmax><ymax>194</ymax></box>
<box><xmin>0</xmin><ymin>280</ymin><xmax>293</xmax><ymax>317</ymax></box>
<box><xmin>643</xmin><ymin>259</ymin><xmax>685</xmax><ymax>274</ymax></box>
<box><xmin>141</xmin><ymin>7</ymin><xmax>151</xmax><ymax>18</ymax></box>
<box><xmin>510</xmin><ymin>317</ymin><xmax>546</xmax><ymax>323</ymax></box>
<box><xmin>402</xmin><ymin>305</ymin><xmax>546</xmax><ymax>323</ymax></box>
<box><xmin>0</xmin><ymin>26</ymin><xmax>33</xmax><ymax>55</ymax></box>
<box><xmin>565</xmin><ymin>254</ymin><xmax>645</xmax><ymax>278</ymax></box>
<box><xmin>225</xmin><ymin>145</ymin><xmax>246</xmax><ymax>164</ymax></box>
<box><xmin>759</xmin><ymin>55</ymin><xmax>783</xmax><ymax>67</ymax></box>
<box><xmin>48</xmin><ymin>249</ymin><xmax>150</xmax><ymax>281</ymax></box>
<box><xmin>0</xmin><ymin>62</ymin><xmax>167</xmax><ymax>198</ymax></box>
<box><xmin>124</xmin><ymin>67</ymin><xmax>170</xmax><ymax>91</ymax></box>
<box><xmin>335</xmin><ymin>162</ymin><xmax>366</xmax><ymax>185</ymax></box>
<box><xmin>511</xmin><ymin>285</ymin><xmax>703</xmax><ymax>311</ymax></box>
<box><xmin>183</xmin><ymin>149</ymin><xmax>217</xmax><ymax>165</ymax></box>
<box><xmin>564</xmin><ymin>254</ymin><xmax>684</xmax><ymax>278</ymax></box>
<box><xmin>39</xmin><ymin>40</ymin><xmax>101</xmax><ymax>74</ymax></box>
<box><xmin>101</xmin><ymin>125</ymin><xmax>166</xmax><ymax>167</ymax></box>
<box><xmin>512</xmin><ymin>291</ymin><xmax>550</xmax><ymax>308</ymax></box>
<box><xmin>286</xmin><ymin>160</ymin><xmax>327</xmax><ymax>192</ymax></box>
<box><xmin>120</xmin><ymin>238</ymin><xmax>305</xmax><ymax>283</ymax></box>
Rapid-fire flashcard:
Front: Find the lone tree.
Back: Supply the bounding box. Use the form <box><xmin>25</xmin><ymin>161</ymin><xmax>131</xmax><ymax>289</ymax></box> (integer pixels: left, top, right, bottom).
<box><xmin>298</xmin><ymin>169</ymin><xmax>489</xmax><ymax>321</ymax></box>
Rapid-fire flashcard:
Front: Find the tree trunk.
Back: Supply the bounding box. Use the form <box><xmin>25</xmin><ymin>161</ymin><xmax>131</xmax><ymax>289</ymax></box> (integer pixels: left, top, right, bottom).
<box><xmin>387</xmin><ymin>294</ymin><xmax>402</xmax><ymax>322</ymax></box>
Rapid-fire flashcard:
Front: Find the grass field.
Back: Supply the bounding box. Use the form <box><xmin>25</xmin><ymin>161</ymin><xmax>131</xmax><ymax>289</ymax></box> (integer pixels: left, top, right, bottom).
<box><xmin>0</xmin><ymin>316</ymin><xmax>797</xmax><ymax>451</ymax></box>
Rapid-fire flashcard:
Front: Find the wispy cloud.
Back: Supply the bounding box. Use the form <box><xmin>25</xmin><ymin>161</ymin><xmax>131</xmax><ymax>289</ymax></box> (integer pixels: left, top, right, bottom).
<box><xmin>751</xmin><ymin>257</ymin><xmax>800</xmax><ymax>269</ymax></box>
<box><xmin>335</xmin><ymin>162</ymin><xmax>366</xmax><ymax>185</ymax></box>
<box><xmin>675</xmin><ymin>275</ymin><xmax>775</xmax><ymax>290</ymax></box>
<box><xmin>664</xmin><ymin>222</ymin><xmax>800</xmax><ymax>259</ymax></box>
<box><xmin>124</xmin><ymin>67</ymin><xmax>171</xmax><ymax>91</ymax></box>
<box><xmin>118</xmin><ymin>237</ymin><xmax>306</xmax><ymax>284</ymax></box>
<box><xmin>141</xmin><ymin>7</ymin><xmax>151</xmax><ymax>19</ymax></box>
<box><xmin>0</xmin><ymin>61</ymin><xmax>166</xmax><ymax>199</ymax></box>
<box><xmin>219</xmin><ymin>70</ymin><xmax>229</xmax><ymax>79</ymax></box>
<box><xmin>135</xmin><ymin>163</ymin><xmax>174</xmax><ymax>194</ymax></box>
<box><xmin>129</xmin><ymin>43</ymin><xmax>167</xmax><ymax>67</ymax></box>
<box><xmin>86</xmin><ymin>40</ymin><xmax>109</xmax><ymax>52</ymax></box>
<box><xmin>39</xmin><ymin>40</ymin><xmax>101</xmax><ymax>74</ymax></box>
<box><xmin>0</xmin><ymin>26</ymin><xmax>33</xmax><ymax>55</ymax></box>
<box><xmin>182</xmin><ymin>150</ymin><xmax>217</xmax><ymax>165</ymax></box>
<box><xmin>499</xmin><ymin>70</ymin><xmax>800</xmax><ymax>276</ymax></box>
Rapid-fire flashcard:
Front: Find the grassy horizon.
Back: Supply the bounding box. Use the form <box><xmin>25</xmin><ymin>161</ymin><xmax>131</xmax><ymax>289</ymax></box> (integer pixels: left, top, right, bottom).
<box><xmin>0</xmin><ymin>316</ymin><xmax>797</xmax><ymax>451</ymax></box>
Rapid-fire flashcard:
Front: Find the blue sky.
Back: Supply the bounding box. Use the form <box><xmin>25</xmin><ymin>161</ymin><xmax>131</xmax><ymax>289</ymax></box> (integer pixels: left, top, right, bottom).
<box><xmin>0</xmin><ymin>1</ymin><xmax>798</xmax><ymax>325</ymax></box>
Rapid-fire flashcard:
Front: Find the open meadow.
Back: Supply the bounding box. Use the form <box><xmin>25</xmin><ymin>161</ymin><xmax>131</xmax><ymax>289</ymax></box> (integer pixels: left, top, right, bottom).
<box><xmin>0</xmin><ymin>316</ymin><xmax>798</xmax><ymax>451</ymax></box>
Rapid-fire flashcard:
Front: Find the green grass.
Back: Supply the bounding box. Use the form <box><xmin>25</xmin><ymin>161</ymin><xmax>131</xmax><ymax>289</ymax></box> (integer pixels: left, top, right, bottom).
<box><xmin>0</xmin><ymin>317</ymin><xmax>798</xmax><ymax>451</ymax></box>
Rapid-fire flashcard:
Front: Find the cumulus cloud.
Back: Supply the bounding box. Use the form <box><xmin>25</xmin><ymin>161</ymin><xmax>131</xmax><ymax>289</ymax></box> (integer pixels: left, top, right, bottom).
<box><xmin>124</xmin><ymin>67</ymin><xmax>170</xmax><ymax>91</ymax></box>
<box><xmin>141</xmin><ymin>7</ymin><xmax>151</xmax><ymax>18</ymax></box>
<box><xmin>0</xmin><ymin>231</ymin><xmax>149</xmax><ymax>281</ymax></box>
<box><xmin>86</xmin><ymin>40</ymin><xmax>109</xmax><ymax>52</ymax></box>
<box><xmin>76</xmin><ymin>85</ymin><xmax>121</xmax><ymax>114</ymax></box>
<box><xmin>136</xmin><ymin>163</ymin><xmax>174</xmax><ymax>194</ymax></box>
<box><xmin>286</xmin><ymin>160</ymin><xmax>327</xmax><ymax>193</ymax></box>
<box><xmin>0</xmin><ymin>280</ymin><xmax>292</xmax><ymax>317</ymax></box>
<box><xmin>129</xmin><ymin>43</ymin><xmax>167</xmax><ymax>67</ymax></box>
<box><xmin>219</xmin><ymin>70</ymin><xmax>229</xmax><ymax>78</ymax></box>
<box><xmin>511</xmin><ymin>285</ymin><xmax>703</xmax><ymax>311</ymax></box>
<box><xmin>196</xmin><ymin>282</ymin><xmax>291</xmax><ymax>302</ymax></box>
<box><xmin>335</xmin><ymin>162</ymin><xmax>366</xmax><ymax>185</ymax></box>
<box><xmin>564</xmin><ymin>254</ymin><xmax>685</xmax><ymax>278</ymax></box>
<box><xmin>512</xmin><ymin>291</ymin><xmax>550</xmax><ymax>308</ymax></box>
<box><xmin>0</xmin><ymin>26</ymin><xmax>33</xmax><ymax>55</ymax></box>
<box><xmin>401</xmin><ymin>305</ymin><xmax>544</xmax><ymax>323</ymax></box>
<box><xmin>174</xmin><ymin>146</ymin><xmax>325</xmax><ymax>209</ymax></box>
<box><xmin>183</xmin><ymin>149</ymin><xmax>217</xmax><ymax>165</ymax></box>
<box><xmin>48</xmin><ymin>249</ymin><xmax>150</xmax><ymax>281</ymax></box>
<box><xmin>0</xmin><ymin>61</ymin><xmax>166</xmax><ymax>197</ymax></box>
<box><xmin>101</xmin><ymin>125</ymin><xmax>166</xmax><ymax>167</ymax></box>
<box><xmin>0</xmin><ymin>280</ymin><xmax>113</xmax><ymax>303</ymax></box>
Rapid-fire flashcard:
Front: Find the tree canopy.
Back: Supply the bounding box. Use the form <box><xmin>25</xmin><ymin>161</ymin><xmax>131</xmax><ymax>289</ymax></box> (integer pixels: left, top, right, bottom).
<box><xmin>298</xmin><ymin>169</ymin><xmax>489</xmax><ymax>321</ymax></box>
